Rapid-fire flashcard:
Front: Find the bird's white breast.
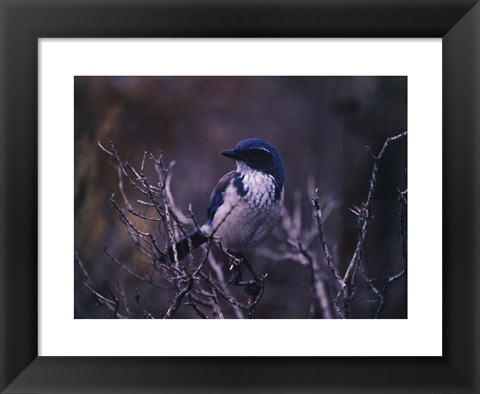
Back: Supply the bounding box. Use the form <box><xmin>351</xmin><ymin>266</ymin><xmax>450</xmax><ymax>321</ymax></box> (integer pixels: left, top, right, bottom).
<box><xmin>241</xmin><ymin>167</ymin><xmax>277</xmax><ymax>209</ymax></box>
<box><xmin>207</xmin><ymin>166</ymin><xmax>284</xmax><ymax>253</ymax></box>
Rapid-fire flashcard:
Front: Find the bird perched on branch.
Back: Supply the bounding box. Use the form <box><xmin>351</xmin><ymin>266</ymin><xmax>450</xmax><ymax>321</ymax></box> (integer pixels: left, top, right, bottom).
<box><xmin>164</xmin><ymin>138</ymin><xmax>285</xmax><ymax>273</ymax></box>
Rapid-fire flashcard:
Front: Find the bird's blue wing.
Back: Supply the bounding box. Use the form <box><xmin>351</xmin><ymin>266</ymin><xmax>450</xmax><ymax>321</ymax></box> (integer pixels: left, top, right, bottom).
<box><xmin>207</xmin><ymin>171</ymin><xmax>236</xmax><ymax>222</ymax></box>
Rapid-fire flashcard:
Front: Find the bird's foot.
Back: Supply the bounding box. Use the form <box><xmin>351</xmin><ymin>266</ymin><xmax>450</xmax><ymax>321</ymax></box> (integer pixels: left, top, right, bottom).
<box><xmin>227</xmin><ymin>264</ymin><xmax>243</xmax><ymax>286</ymax></box>
<box><xmin>237</xmin><ymin>273</ymin><xmax>265</xmax><ymax>297</ymax></box>
<box><xmin>244</xmin><ymin>281</ymin><xmax>262</xmax><ymax>297</ymax></box>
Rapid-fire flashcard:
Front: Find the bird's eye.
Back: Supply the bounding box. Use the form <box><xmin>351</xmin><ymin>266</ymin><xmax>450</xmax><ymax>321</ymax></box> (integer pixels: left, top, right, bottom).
<box><xmin>246</xmin><ymin>149</ymin><xmax>268</xmax><ymax>158</ymax></box>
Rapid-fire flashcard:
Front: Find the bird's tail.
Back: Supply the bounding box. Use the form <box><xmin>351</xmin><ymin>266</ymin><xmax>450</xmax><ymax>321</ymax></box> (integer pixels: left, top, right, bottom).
<box><xmin>162</xmin><ymin>229</ymin><xmax>208</xmax><ymax>263</ymax></box>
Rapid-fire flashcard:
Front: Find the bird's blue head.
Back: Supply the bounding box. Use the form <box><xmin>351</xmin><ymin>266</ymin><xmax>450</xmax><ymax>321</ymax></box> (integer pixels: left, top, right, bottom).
<box><xmin>221</xmin><ymin>138</ymin><xmax>286</xmax><ymax>185</ymax></box>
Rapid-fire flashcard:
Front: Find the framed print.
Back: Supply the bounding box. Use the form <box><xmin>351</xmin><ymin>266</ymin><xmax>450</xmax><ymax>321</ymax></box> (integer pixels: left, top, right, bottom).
<box><xmin>1</xmin><ymin>0</ymin><xmax>479</xmax><ymax>393</ymax></box>
<box><xmin>42</xmin><ymin>41</ymin><xmax>439</xmax><ymax>359</ymax></box>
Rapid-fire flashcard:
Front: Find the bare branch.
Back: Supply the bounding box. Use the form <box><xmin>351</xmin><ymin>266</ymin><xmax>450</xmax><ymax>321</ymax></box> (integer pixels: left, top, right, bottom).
<box><xmin>103</xmin><ymin>244</ymin><xmax>167</xmax><ymax>289</ymax></box>
<box><xmin>104</xmin><ymin>278</ymin><xmax>121</xmax><ymax>318</ymax></box>
<box><xmin>312</xmin><ymin>190</ymin><xmax>345</xmax><ymax>288</ymax></box>
<box><xmin>208</xmin><ymin>254</ymin><xmax>243</xmax><ymax>319</ymax></box>
<box><xmin>74</xmin><ymin>252</ymin><xmax>94</xmax><ymax>288</ymax></box>
<box><xmin>163</xmin><ymin>275</ymin><xmax>193</xmax><ymax>319</ymax></box>
<box><xmin>135</xmin><ymin>290</ymin><xmax>155</xmax><ymax>319</ymax></box>
<box><xmin>187</xmin><ymin>292</ymin><xmax>209</xmax><ymax>319</ymax></box>
<box><xmin>340</xmin><ymin>131</ymin><xmax>408</xmax><ymax>317</ymax></box>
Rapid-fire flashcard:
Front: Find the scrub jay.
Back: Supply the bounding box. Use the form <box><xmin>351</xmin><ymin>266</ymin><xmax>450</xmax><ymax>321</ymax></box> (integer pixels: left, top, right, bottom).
<box><xmin>165</xmin><ymin>138</ymin><xmax>285</xmax><ymax>275</ymax></box>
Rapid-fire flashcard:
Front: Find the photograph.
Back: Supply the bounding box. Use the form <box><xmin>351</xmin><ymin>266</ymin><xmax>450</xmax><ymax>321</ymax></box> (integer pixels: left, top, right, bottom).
<box><xmin>74</xmin><ymin>76</ymin><xmax>407</xmax><ymax>319</ymax></box>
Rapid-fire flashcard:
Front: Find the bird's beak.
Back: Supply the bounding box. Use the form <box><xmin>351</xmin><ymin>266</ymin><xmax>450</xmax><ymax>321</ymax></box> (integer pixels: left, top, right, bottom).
<box><xmin>221</xmin><ymin>149</ymin><xmax>243</xmax><ymax>160</ymax></box>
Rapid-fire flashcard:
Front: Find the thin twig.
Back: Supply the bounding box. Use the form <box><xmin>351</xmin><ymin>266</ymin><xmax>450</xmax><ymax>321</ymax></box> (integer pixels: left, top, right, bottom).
<box><xmin>163</xmin><ymin>275</ymin><xmax>193</xmax><ymax>319</ymax></box>
<box><xmin>340</xmin><ymin>131</ymin><xmax>408</xmax><ymax>317</ymax></box>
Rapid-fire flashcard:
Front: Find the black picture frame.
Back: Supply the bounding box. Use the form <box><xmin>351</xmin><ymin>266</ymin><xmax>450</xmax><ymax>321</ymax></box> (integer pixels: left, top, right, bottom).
<box><xmin>1</xmin><ymin>0</ymin><xmax>479</xmax><ymax>392</ymax></box>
